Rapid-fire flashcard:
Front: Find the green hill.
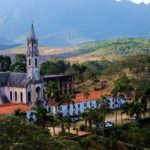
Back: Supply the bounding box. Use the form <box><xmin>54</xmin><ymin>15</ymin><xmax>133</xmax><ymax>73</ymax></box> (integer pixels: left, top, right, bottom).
<box><xmin>72</xmin><ymin>38</ymin><xmax>150</xmax><ymax>57</ymax></box>
<box><xmin>1</xmin><ymin>38</ymin><xmax>150</xmax><ymax>63</ymax></box>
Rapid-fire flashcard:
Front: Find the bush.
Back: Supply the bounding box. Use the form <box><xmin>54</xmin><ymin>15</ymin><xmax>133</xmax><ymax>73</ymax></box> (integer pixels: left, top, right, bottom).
<box><xmin>80</xmin><ymin>124</ymin><xmax>87</xmax><ymax>131</ymax></box>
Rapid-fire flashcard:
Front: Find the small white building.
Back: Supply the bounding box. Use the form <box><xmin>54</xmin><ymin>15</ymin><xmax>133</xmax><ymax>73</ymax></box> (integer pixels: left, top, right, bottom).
<box><xmin>46</xmin><ymin>91</ymin><xmax>126</xmax><ymax>116</ymax></box>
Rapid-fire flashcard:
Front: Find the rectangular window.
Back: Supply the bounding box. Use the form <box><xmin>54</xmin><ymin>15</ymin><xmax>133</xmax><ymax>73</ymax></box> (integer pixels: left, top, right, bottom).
<box><xmin>78</xmin><ymin>104</ymin><xmax>80</xmax><ymax>108</ymax></box>
<box><xmin>49</xmin><ymin>107</ymin><xmax>51</xmax><ymax>112</ymax></box>
<box><xmin>84</xmin><ymin>103</ymin><xmax>87</xmax><ymax>107</ymax></box>
<box><xmin>78</xmin><ymin>110</ymin><xmax>80</xmax><ymax>114</ymax></box>
<box><xmin>59</xmin><ymin>107</ymin><xmax>62</xmax><ymax>111</ymax></box>
<box><xmin>35</xmin><ymin>58</ymin><xmax>37</xmax><ymax>66</ymax></box>
<box><xmin>67</xmin><ymin>105</ymin><xmax>70</xmax><ymax>111</ymax></box>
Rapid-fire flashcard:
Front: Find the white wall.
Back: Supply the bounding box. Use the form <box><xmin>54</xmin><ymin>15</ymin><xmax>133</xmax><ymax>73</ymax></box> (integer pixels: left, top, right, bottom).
<box><xmin>47</xmin><ymin>97</ymin><xmax>126</xmax><ymax>116</ymax></box>
<box><xmin>48</xmin><ymin>100</ymin><xmax>97</xmax><ymax>116</ymax></box>
<box><xmin>1</xmin><ymin>86</ymin><xmax>27</xmax><ymax>103</ymax></box>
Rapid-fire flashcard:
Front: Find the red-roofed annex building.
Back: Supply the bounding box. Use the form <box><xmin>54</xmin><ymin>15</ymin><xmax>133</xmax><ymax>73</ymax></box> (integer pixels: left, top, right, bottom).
<box><xmin>46</xmin><ymin>91</ymin><xmax>126</xmax><ymax>116</ymax></box>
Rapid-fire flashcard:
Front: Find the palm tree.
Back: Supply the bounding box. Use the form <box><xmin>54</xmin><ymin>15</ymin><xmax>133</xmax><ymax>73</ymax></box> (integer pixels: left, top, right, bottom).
<box><xmin>131</xmin><ymin>78</ymin><xmax>150</xmax><ymax>117</ymax></box>
<box><xmin>112</xmin><ymin>74</ymin><xmax>133</xmax><ymax>99</ymax></box>
<box><xmin>33</xmin><ymin>106</ymin><xmax>48</xmax><ymax>128</ymax></box>
<box><xmin>56</xmin><ymin>115</ymin><xmax>71</xmax><ymax>133</ymax></box>
<box><xmin>122</xmin><ymin>101</ymin><xmax>145</xmax><ymax>120</ymax></box>
<box><xmin>82</xmin><ymin>86</ymin><xmax>90</xmax><ymax>108</ymax></box>
<box><xmin>46</xmin><ymin>81</ymin><xmax>58</xmax><ymax>100</ymax></box>
<box><xmin>82</xmin><ymin>107</ymin><xmax>96</xmax><ymax>130</ymax></box>
<box><xmin>97</xmin><ymin>96</ymin><xmax>110</xmax><ymax>135</ymax></box>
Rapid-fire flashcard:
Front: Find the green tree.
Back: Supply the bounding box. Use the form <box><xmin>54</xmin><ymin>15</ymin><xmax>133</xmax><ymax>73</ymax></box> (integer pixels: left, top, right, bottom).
<box><xmin>127</xmin><ymin>123</ymin><xmax>144</xmax><ymax>150</ymax></box>
<box><xmin>33</xmin><ymin>106</ymin><xmax>48</xmax><ymax>128</ymax></box>
<box><xmin>82</xmin><ymin>86</ymin><xmax>90</xmax><ymax>108</ymax></box>
<box><xmin>0</xmin><ymin>116</ymin><xmax>82</xmax><ymax>150</ymax></box>
<box><xmin>40</xmin><ymin>59</ymin><xmax>70</xmax><ymax>75</ymax></box>
<box><xmin>13</xmin><ymin>108</ymin><xmax>26</xmax><ymax>118</ymax></box>
<box><xmin>46</xmin><ymin>81</ymin><xmax>58</xmax><ymax>100</ymax></box>
<box><xmin>109</xmin><ymin>125</ymin><xmax>124</xmax><ymax>150</ymax></box>
<box><xmin>122</xmin><ymin>102</ymin><xmax>145</xmax><ymax>120</ymax></box>
<box><xmin>0</xmin><ymin>55</ymin><xmax>11</xmax><ymax>71</ymax></box>
<box><xmin>10</xmin><ymin>54</ymin><xmax>26</xmax><ymax>72</ymax></box>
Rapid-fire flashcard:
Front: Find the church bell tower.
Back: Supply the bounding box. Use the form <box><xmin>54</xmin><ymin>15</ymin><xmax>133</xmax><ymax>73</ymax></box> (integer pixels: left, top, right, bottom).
<box><xmin>27</xmin><ymin>24</ymin><xmax>40</xmax><ymax>81</ymax></box>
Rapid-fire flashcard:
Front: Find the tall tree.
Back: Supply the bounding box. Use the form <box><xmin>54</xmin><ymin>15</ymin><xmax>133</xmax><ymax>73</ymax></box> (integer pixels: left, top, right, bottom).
<box><xmin>10</xmin><ymin>54</ymin><xmax>26</xmax><ymax>72</ymax></box>
<box><xmin>33</xmin><ymin>106</ymin><xmax>48</xmax><ymax>128</ymax></box>
<box><xmin>82</xmin><ymin>86</ymin><xmax>90</xmax><ymax>108</ymax></box>
<box><xmin>0</xmin><ymin>55</ymin><xmax>11</xmax><ymax>71</ymax></box>
<box><xmin>46</xmin><ymin>81</ymin><xmax>58</xmax><ymax>100</ymax></box>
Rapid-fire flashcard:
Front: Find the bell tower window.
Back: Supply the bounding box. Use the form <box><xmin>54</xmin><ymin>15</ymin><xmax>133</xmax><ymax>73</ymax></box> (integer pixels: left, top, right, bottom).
<box><xmin>35</xmin><ymin>58</ymin><xmax>37</xmax><ymax>66</ymax></box>
<box><xmin>28</xmin><ymin>92</ymin><xmax>31</xmax><ymax>102</ymax></box>
<box><xmin>29</xmin><ymin>58</ymin><xmax>31</xmax><ymax>66</ymax></box>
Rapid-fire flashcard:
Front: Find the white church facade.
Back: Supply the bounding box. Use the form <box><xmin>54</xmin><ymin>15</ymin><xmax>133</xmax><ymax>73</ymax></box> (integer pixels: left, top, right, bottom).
<box><xmin>0</xmin><ymin>24</ymin><xmax>45</xmax><ymax>105</ymax></box>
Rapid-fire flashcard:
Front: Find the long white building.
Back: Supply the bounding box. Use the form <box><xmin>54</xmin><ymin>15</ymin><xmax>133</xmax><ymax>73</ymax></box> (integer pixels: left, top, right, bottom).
<box><xmin>46</xmin><ymin>91</ymin><xmax>126</xmax><ymax>116</ymax></box>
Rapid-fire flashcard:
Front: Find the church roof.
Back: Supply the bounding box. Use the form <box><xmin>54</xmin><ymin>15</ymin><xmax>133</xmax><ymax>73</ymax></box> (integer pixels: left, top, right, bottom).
<box><xmin>7</xmin><ymin>72</ymin><xmax>30</xmax><ymax>87</ymax></box>
<box><xmin>0</xmin><ymin>103</ymin><xmax>32</xmax><ymax>115</ymax></box>
<box><xmin>0</xmin><ymin>72</ymin><xmax>30</xmax><ymax>87</ymax></box>
<box><xmin>0</xmin><ymin>72</ymin><xmax>9</xmax><ymax>86</ymax></box>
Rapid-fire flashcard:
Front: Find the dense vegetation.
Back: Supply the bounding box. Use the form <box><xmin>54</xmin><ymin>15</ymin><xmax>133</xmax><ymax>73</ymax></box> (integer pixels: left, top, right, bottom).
<box><xmin>0</xmin><ymin>54</ymin><xmax>26</xmax><ymax>73</ymax></box>
<box><xmin>0</xmin><ymin>115</ymin><xmax>81</xmax><ymax>150</ymax></box>
<box><xmin>72</xmin><ymin>38</ymin><xmax>150</xmax><ymax>57</ymax></box>
<box><xmin>0</xmin><ymin>52</ymin><xmax>150</xmax><ymax>149</ymax></box>
<box><xmin>0</xmin><ymin>52</ymin><xmax>149</xmax><ymax>93</ymax></box>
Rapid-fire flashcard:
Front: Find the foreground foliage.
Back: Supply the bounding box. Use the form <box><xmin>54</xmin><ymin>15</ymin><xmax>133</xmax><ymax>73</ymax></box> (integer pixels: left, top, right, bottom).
<box><xmin>0</xmin><ymin>116</ymin><xmax>82</xmax><ymax>150</ymax></box>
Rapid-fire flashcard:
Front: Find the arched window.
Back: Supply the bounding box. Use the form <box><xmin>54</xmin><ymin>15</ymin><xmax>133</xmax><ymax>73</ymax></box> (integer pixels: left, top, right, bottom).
<box><xmin>29</xmin><ymin>58</ymin><xmax>31</xmax><ymax>66</ymax></box>
<box><xmin>15</xmin><ymin>92</ymin><xmax>17</xmax><ymax>101</ymax></box>
<box><xmin>20</xmin><ymin>92</ymin><xmax>23</xmax><ymax>102</ymax></box>
<box><xmin>10</xmin><ymin>91</ymin><xmax>12</xmax><ymax>101</ymax></box>
<box><xmin>28</xmin><ymin>92</ymin><xmax>31</xmax><ymax>102</ymax></box>
<box><xmin>35</xmin><ymin>58</ymin><xmax>37</xmax><ymax>66</ymax></box>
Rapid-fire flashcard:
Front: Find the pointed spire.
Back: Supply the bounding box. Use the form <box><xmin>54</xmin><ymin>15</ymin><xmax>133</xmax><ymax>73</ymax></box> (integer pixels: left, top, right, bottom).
<box><xmin>28</xmin><ymin>22</ymin><xmax>36</xmax><ymax>40</ymax></box>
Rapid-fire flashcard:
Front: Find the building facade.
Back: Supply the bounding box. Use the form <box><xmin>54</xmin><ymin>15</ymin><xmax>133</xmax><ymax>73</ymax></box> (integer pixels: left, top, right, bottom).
<box><xmin>47</xmin><ymin>91</ymin><xmax>126</xmax><ymax>116</ymax></box>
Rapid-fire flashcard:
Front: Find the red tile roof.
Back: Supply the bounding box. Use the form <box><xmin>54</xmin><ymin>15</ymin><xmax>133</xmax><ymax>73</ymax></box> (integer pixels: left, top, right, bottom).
<box><xmin>0</xmin><ymin>103</ymin><xmax>32</xmax><ymax>115</ymax></box>
<box><xmin>75</xmin><ymin>91</ymin><xmax>111</xmax><ymax>103</ymax></box>
<box><xmin>48</xmin><ymin>91</ymin><xmax>111</xmax><ymax>106</ymax></box>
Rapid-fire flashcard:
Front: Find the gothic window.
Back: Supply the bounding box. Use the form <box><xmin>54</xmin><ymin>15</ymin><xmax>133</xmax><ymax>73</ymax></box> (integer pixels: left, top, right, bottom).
<box><xmin>15</xmin><ymin>92</ymin><xmax>17</xmax><ymax>101</ymax></box>
<box><xmin>20</xmin><ymin>92</ymin><xmax>23</xmax><ymax>102</ymax></box>
<box><xmin>35</xmin><ymin>58</ymin><xmax>37</xmax><ymax>66</ymax></box>
<box><xmin>29</xmin><ymin>58</ymin><xmax>31</xmax><ymax>66</ymax></box>
<box><xmin>10</xmin><ymin>91</ymin><xmax>12</xmax><ymax>101</ymax></box>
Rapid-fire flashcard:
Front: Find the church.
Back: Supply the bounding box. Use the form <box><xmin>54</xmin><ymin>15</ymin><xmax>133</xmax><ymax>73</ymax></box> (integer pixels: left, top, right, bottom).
<box><xmin>0</xmin><ymin>24</ymin><xmax>74</xmax><ymax>105</ymax></box>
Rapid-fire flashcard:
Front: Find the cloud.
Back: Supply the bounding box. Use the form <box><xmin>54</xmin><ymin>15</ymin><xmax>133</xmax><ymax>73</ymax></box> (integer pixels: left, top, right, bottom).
<box><xmin>116</xmin><ymin>0</ymin><xmax>150</xmax><ymax>4</ymax></box>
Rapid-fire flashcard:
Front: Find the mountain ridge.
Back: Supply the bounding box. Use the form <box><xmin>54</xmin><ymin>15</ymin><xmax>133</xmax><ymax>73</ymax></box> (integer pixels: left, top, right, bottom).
<box><xmin>0</xmin><ymin>0</ymin><xmax>150</xmax><ymax>47</ymax></box>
